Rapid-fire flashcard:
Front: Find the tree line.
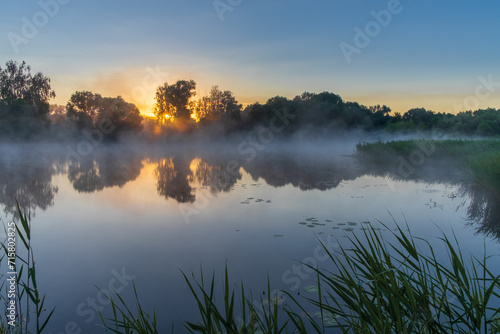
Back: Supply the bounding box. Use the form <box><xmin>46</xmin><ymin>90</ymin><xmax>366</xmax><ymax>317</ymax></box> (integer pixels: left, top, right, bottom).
<box><xmin>1</xmin><ymin>60</ymin><xmax>500</xmax><ymax>141</ymax></box>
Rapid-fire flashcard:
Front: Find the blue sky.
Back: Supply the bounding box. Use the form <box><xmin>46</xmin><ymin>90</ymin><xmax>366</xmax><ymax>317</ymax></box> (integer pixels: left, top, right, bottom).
<box><xmin>1</xmin><ymin>0</ymin><xmax>500</xmax><ymax>115</ymax></box>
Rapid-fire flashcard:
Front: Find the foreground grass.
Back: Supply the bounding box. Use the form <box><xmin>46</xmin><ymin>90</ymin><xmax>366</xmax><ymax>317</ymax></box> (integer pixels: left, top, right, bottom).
<box><xmin>3</xmin><ymin>208</ymin><xmax>500</xmax><ymax>333</ymax></box>
<box><xmin>99</xmin><ymin>223</ymin><xmax>500</xmax><ymax>334</ymax></box>
<box><xmin>357</xmin><ymin>139</ymin><xmax>500</xmax><ymax>193</ymax></box>
<box><xmin>0</xmin><ymin>205</ymin><xmax>54</xmax><ymax>334</ymax></box>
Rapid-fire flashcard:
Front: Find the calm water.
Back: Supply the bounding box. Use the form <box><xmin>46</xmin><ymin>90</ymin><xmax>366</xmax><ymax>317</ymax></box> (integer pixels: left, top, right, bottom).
<box><xmin>1</xmin><ymin>141</ymin><xmax>499</xmax><ymax>333</ymax></box>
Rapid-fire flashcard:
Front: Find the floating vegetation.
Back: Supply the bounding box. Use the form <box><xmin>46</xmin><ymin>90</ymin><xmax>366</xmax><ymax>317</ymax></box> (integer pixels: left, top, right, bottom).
<box><xmin>241</xmin><ymin>198</ymin><xmax>272</xmax><ymax>205</ymax></box>
<box><xmin>347</xmin><ymin>222</ymin><xmax>357</xmax><ymax>226</ymax></box>
<box><xmin>307</xmin><ymin>225</ymin><xmax>315</xmax><ymax>228</ymax></box>
<box><xmin>332</xmin><ymin>227</ymin><xmax>340</xmax><ymax>229</ymax></box>
<box><xmin>305</xmin><ymin>285</ymin><xmax>319</xmax><ymax>293</ymax></box>
<box><xmin>337</xmin><ymin>223</ymin><xmax>346</xmax><ymax>226</ymax></box>
<box><xmin>361</xmin><ymin>221</ymin><xmax>371</xmax><ymax>224</ymax></box>
<box><xmin>343</xmin><ymin>228</ymin><xmax>354</xmax><ymax>232</ymax></box>
<box><xmin>325</xmin><ymin>219</ymin><xmax>332</xmax><ymax>222</ymax></box>
<box><xmin>273</xmin><ymin>234</ymin><xmax>284</xmax><ymax>237</ymax></box>
<box><xmin>298</xmin><ymin>222</ymin><xmax>307</xmax><ymax>225</ymax></box>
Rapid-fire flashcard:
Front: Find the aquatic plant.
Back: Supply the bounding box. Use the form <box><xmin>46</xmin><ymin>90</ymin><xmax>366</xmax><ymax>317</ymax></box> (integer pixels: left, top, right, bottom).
<box><xmin>0</xmin><ymin>204</ymin><xmax>54</xmax><ymax>333</ymax></box>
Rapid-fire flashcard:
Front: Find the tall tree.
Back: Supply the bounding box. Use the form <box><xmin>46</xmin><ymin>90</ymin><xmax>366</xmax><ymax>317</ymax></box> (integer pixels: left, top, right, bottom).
<box><xmin>0</xmin><ymin>60</ymin><xmax>55</xmax><ymax>116</ymax></box>
<box><xmin>196</xmin><ymin>86</ymin><xmax>241</xmax><ymax>121</ymax></box>
<box><xmin>153</xmin><ymin>80</ymin><xmax>196</xmax><ymax>121</ymax></box>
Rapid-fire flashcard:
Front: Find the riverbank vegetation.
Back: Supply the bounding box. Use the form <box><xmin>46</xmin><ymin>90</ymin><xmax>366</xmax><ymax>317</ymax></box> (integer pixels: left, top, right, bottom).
<box><xmin>2</xmin><ymin>60</ymin><xmax>500</xmax><ymax>142</ymax></box>
<box><xmin>356</xmin><ymin>139</ymin><xmax>500</xmax><ymax>194</ymax></box>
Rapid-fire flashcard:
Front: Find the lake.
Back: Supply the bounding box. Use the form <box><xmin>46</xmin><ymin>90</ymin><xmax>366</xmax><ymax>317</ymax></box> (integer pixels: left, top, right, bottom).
<box><xmin>1</xmin><ymin>139</ymin><xmax>499</xmax><ymax>333</ymax></box>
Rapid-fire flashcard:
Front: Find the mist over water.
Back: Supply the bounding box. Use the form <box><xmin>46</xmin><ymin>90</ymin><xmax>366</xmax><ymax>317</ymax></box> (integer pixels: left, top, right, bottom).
<box><xmin>0</xmin><ymin>137</ymin><xmax>499</xmax><ymax>332</ymax></box>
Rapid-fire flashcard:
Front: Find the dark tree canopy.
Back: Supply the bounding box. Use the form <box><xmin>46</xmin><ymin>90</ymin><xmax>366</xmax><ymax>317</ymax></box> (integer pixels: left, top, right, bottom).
<box><xmin>0</xmin><ymin>59</ymin><xmax>499</xmax><ymax>140</ymax></box>
<box><xmin>66</xmin><ymin>91</ymin><xmax>102</xmax><ymax>128</ymax></box>
<box><xmin>196</xmin><ymin>86</ymin><xmax>242</xmax><ymax>122</ymax></box>
<box><xmin>154</xmin><ymin>80</ymin><xmax>196</xmax><ymax>121</ymax></box>
<box><xmin>0</xmin><ymin>60</ymin><xmax>55</xmax><ymax>116</ymax></box>
<box><xmin>66</xmin><ymin>91</ymin><xmax>143</xmax><ymax>137</ymax></box>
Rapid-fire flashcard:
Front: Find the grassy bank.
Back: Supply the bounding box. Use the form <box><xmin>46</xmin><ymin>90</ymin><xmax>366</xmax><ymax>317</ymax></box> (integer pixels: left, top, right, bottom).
<box><xmin>357</xmin><ymin>139</ymin><xmax>500</xmax><ymax>192</ymax></box>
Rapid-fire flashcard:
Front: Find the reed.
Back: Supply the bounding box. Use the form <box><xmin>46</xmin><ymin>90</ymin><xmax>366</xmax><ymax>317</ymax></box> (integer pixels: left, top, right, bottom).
<box><xmin>0</xmin><ymin>204</ymin><xmax>54</xmax><ymax>333</ymax></box>
<box><xmin>286</xmin><ymin>224</ymin><xmax>500</xmax><ymax>333</ymax></box>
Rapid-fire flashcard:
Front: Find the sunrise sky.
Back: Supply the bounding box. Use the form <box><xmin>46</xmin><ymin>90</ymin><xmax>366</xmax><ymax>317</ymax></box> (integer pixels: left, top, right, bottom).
<box><xmin>1</xmin><ymin>0</ymin><xmax>500</xmax><ymax>117</ymax></box>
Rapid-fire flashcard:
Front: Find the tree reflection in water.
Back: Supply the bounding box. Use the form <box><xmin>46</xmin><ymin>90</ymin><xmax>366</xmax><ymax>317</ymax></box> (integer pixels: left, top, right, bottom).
<box><xmin>155</xmin><ymin>156</ymin><xmax>195</xmax><ymax>203</ymax></box>
<box><xmin>0</xmin><ymin>144</ymin><xmax>499</xmax><ymax>242</ymax></box>
<box><xmin>0</xmin><ymin>145</ymin><xmax>58</xmax><ymax>217</ymax></box>
<box><xmin>67</xmin><ymin>150</ymin><xmax>143</xmax><ymax>193</ymax></box>
<box><xmin>462</xmin><ymin>185</ymin><xmax>500</xmax><ymax>241</ymax></box>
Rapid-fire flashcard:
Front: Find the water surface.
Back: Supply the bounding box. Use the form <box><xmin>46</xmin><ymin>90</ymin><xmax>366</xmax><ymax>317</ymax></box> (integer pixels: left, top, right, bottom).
<box><xmin>0</xmin><ymin>141</ymin><xmax>499</xmax><ymax>333</ymax></box>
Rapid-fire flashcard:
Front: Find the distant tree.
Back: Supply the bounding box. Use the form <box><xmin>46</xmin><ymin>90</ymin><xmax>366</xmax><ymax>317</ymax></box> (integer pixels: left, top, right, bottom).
<box><xmin>196</xmin><ymin>86</ymin><xmax>241</xmax><ymax>121</ymax></box>
<box><xmin>66</xmin><ymin>91</ymin><xmax>142</xmax><ymax>138</ymax></box>
<box><xmin>49</xmin><ymin>104</ymin><xmax>66</xmax><ymax>115</ymax></box>
<box><xmin>153</xmin><ymin>80</ymin><xmax>196</xmax><ymax>122</ymax></box>
<box><xmin>403</xmin><ymin>108</ymin><xmax>436</xmax><ymax>129</ymax></box>
<box><xmin>369</xmin><ymin>105</ymin><xmax>392</xmax><ymax>128</ymax></box>
<box><xmin>96</xmin><ymin>96</ymin><xmax>143</xmax><ymax>136</ymax></box>
<box><xmin>476</xmin><ymin>120</ymin><xmax>499</xmax><ymax>136</ymax></box>
<box><xmin>293</xmin><ymin>91</ymin><xmax>316</xmax><ymax>102</ymax></box>
<box><xmin>66</xmin><ymin>91</ymin><xmax>102</xmax><ymax>128</ymax></box>
<box><xmin>369</xmin><ymin>105</ymin><xmax>391</xmax><ymax>115</ymax></box>
<box><xmin>0</xmin><ymin>60</ymin><xmax>55</xmax><ymax>115</ymax></box>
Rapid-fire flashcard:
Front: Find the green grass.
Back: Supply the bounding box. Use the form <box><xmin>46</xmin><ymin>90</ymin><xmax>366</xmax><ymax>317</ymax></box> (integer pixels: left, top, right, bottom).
<box><xmin>357</xmin><ymin>139</ymin><xmax>500</xmax><ymax>193</ymax></box>
<box><xmin>356</xmin><ymin>139</ymin><xmax>500</xmax><ymax>158</ymax></box>
<box><xmin>0</xmin><ymin>204</ymin><xmax>54</xmax><ymax>334</ymax></box>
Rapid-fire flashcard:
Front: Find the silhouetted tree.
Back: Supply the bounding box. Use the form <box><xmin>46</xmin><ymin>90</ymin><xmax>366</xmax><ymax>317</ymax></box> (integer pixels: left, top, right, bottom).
<box><xmin>66</xmin><ymin>92</ymin><xmax>142</xmax><ymax>138</ymax></box>
<box><xmin>0</xmin><ymin>60</ymin><xmax>55</xmax><ymax>138</ymax></box>
<box><xmin>153</xmin><ymin>80</ymin><xmax>196</xmax><ymax>122</ymax></box>
<box><xmin>196</xmin><ymin>86</ymin><xmax>241</xmax><ymax>122</ymax></box>
<box><xmin>96</xmin><ymin>96</ymin><xmax>143</xmax><ymax>138</ymax></box>
<box><xmin>0</xmin><ymin>60</ymin><xmax>55</xmax><ymax>115</ymax></box>
<box><xmin>370</xmin><ymin>105</ymin><xmax>392</xmax><ymax>128</ymax></box>
<box><xmin>66</xmin><ymin>91</ymin><xmax>102</xmax><ymax>128</ymax></box>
